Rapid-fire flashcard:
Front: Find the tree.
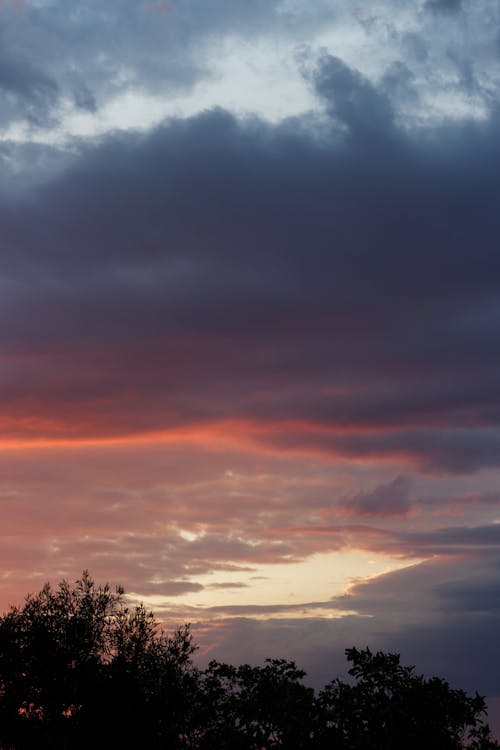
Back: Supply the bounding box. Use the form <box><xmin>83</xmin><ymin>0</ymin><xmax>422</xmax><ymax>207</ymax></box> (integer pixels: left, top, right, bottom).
<box><xmin>0</xmin><ymin>572</ymin><xmax>196</xmax><ymax>749</ymax></box>
<box><xmin>0</xmin><ymin>574</ymin><xmax>497</xmax><ymax>749</ymax></box>
<box><xmin>194</xmin><ymin>658</ymin><xmax>316</xmax><ymax>749</ymax></box>
<box><xmin>316</xmin><ymin>647</ymin><xmax>499</xmax><ymax>750</ymax></box>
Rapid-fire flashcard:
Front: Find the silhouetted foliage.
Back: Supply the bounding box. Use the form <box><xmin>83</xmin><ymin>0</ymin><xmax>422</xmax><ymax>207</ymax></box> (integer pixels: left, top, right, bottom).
<box><xmin>315</xmin><ymin>647</ymin><xmax>498</xmax><ymax>750</ymax></box>
<box><xmin>193</xmin><ymin>659</ymin><xmax>316</xmax><ymax>749</ymax></box>
<box><xmin>0</xmin><ymin>572</ymin><xmax>197</xmax><ymax>749</ymax></box>
<box><xmin>0</xmin><ymin>573</ymin><xmax>497</xmax><ymax>749</ymax></box>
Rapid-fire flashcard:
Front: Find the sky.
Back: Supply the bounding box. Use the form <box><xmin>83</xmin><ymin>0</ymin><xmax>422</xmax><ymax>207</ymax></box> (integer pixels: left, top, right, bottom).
<box><xmin>1</xmin><ymin>0</ymin><xmax>500</xmax><ymax>729</ymax></box>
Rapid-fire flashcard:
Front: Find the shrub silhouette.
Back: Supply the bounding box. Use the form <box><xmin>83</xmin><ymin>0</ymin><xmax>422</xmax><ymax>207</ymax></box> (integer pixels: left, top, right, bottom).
<box><xmin>316</xmin><ymin>647</ymin><xmax>498</xmax><ymax>750</ymax></box>
<box><xmin>0</xmin><ymin>572</ymin><xmax>196</xmax><ymax>748</ymax></box>
<box><xmin>0</xmin><ymin>573</ymin><xmax>496</xmax><ymax>749</ymax></box>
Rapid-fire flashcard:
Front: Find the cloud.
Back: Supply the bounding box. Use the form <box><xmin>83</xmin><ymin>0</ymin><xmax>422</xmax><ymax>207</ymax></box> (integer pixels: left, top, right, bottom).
<box><xmin>339</xmin><ymin>476</ymin><xmax>413</xmax><ymax>517</ymax></box>
<box><xmin>435</xmin><ymin>580</ymin><xmax>500</xmax><ymax>612</ymax></box>
<box><xmin>0</xmin><ymin>0</ymin><xmax>496</xmax><ymax>136</ymax></box>
<box><xmin>313</xmin><ymin>54</ymin><xmax>395</xmax><ymax>139</ymax></box>
<box><xmin>3</xmin><ymin>435</ymin><xmax>500</xmax><ymax>621</ymax></box>
<box><xmin>206</xmin><ymin>582</ymin><xmax>249</xmax><ymax>589</ymax></box>
<box><xmin>0</xmin><ymin>0</ymin><xmax>330</xmax><ymax>131</ymax></box>
<box><xmin>258</xmin><ymin>427</ymin><xmax>500</xmax><ymax>474</ymax></box>
<box><xmin>0</xmin><ymin>57</ymin><xmax>498</xmax><ymax>478</ymax></box>
<box><xmin>425</xmin><ymin>0</ymin><xmax>463</xmax><ymax>14</ymax></box>
<box><xmin>0</xmin><ymin>47</ymin><xmax>58</xmax><ymax>126</ymax></box>
<box><xmin>0</xmin><ymin>9</ymin><xmax>499</xmax><ymax>735</ymax></box>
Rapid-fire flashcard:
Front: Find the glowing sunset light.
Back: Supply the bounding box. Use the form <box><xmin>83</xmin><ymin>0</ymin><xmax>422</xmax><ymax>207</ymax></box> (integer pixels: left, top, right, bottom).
<box><xmin>0</xmin><ymin>0</ymin><xmax>500</xmax><ymax>737</ymax></box>
<box><xmin>132</xmin><ymin>550</ymin><xmax>422</xmax><ymax>613</ymax></box>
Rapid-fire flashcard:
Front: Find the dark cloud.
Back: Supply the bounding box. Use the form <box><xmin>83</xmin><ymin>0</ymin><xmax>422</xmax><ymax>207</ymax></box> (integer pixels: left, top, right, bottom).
<box><xmin>0</xmin><ymin>55</ymin><xmax>499</xmax><ymax>475</ymax></box>
<box><xmin>435</xmin><ymin>580</ymin><xmax>500</xmax><ymax>612</ymax></box>
<box><xmin>294</xmin><ymin>522</ymin><xmax>500</xmax><ymax>558</ymax></box>
<box><xmin>260</xmin><ymin>427</ymin><xmax>500</xmax><ymax>474</ymax></box>
<box><xmin>339</xmin><ymin>476</ymin><xmax>413</xmax><ymax>517</ymax></box>
<box><xmin>206</xmin><ymin>582</ymin><xmax>249</xmax><ymax>589</ymax></box>
<box><xmin>425</xmin><ymin>0</ymin><xmax>463</xmax><ymax>14</ymax></box>
<box><xmin>313</xmin><ymin>54</ymin><xmax>395</xmax><ymax>139</ymax></box>
<box><xmin>0</xmin><ymin>47</ymin><xmax>58</xmax><ymax>126</ymax></box>
<box><xmin>339</xmin><ymin>555</ymin><xmax>500</xmax><ymax>695</ymax></box>
<box><xmin>0</xmin><ymin>50</ymin><xmax>56</xmax><ymax>101</ymax></box>
<box><xmin>424</xmin><ymin>490</ymin><xmax>500</xmax><ymax>511</ymax></box>
<box><xmin>72</xmin><ymin>84</ymin><xmax>97</xmax><ymax>113</ymax></box>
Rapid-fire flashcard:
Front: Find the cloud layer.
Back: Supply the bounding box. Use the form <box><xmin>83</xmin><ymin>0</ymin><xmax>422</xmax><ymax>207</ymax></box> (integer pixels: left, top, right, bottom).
<box><xmin>1</xmin><ymin>0</ymin><xmax>500</xmax><ymax>736</ymax></box>
<box><xmin>2</xmin><ymin>57</ymin><xmax>500</xmax><ymax>473</ymax></box>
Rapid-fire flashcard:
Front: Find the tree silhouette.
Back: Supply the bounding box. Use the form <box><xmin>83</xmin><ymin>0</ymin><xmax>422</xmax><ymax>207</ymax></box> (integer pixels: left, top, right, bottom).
<box><xmin>194</xmin><ymin>658</ymin><xmax>316</xmax><ymax>749</ymax></box>
<box><xmin>0</xmin><ymin>573</ymin><xmax>497</xmax><ymax>749</ymax></box>
<box><xmin>0</xmin><ymin>572</ymin><xmax>196</xmax><ymax>749</ymax></box>
<box><xmin>316</xmin><ymin>647</ymin><xmax>498</xmax><ymax>750</ymax></box>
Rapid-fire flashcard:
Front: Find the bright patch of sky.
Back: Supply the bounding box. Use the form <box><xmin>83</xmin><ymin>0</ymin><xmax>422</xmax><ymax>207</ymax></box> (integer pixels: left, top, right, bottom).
<box><xmin>0</xmin><ymin>0</ymin><xmax>498</xmax><ymax>148</ymax></box>
<box><xmin>133</xmin><ymin>549</ymin><xmax>421</xmax><ymax>618</ymax></box>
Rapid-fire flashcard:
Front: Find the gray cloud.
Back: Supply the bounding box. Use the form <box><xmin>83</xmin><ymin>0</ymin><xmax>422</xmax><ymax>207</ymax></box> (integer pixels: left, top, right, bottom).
<box><xmin>339</xmin><ymin>476</ymin><xmax>413</xmax><ymax>517</ymax></box>
<box><xmin>435</xmin><ymin>580</ymin><xmax>500</xmax><ymax>612</ymax></box>
<box><xmin>0</xmin><ymin>0</ymin><xmax>333</xmax><ymax>130</ymax></box>
<box><xmin>313</xmin><ymin>54</ymin><xmax>395</xmax><ymax>139</ymax></box>
<box><xmin>425</xmin><ymin>0</ymin><xmax>463</xmax><ymax>14</ymax></box>
<box><xmin>0</xmin><ymin>0</ymin><xmax>495</xmax><ymax>134</ymax></box>
<box><xmin>0</xmin><ymin>46</ymin><xmax>58</xmax><ymax>126</ymax></box>
<box><xmin>0</xmin><ymin>55</ymin><xmax>499</xmax><ymax>474</ymax></box>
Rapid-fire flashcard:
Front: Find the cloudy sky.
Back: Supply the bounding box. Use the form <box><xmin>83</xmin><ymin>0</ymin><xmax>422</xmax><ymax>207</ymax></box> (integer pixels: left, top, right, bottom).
<box><xmin>1</xmin><ymin>0</ymin><xmax>500</xmax><ymax>729</ymax></box>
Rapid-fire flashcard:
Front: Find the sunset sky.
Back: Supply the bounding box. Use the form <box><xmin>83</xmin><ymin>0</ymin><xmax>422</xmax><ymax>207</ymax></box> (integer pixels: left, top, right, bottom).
<box><xmin>1</xmin><ymin>0</ymin><xmax>500</xmax><ymax>727</ymax></box>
